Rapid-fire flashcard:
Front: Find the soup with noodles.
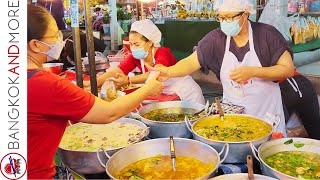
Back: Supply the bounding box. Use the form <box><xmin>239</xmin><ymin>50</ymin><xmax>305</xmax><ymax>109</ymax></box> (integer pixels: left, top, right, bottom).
<box><xmin>115</xmin><ymin>155</ymin><xmax>214</xmax><ymax>179</ymax></box>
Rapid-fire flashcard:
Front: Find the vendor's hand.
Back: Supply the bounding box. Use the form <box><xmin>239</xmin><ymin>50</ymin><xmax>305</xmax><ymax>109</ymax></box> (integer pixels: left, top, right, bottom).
<box><xmin>145</xmin><ymin>72</ymin><xmax>164</xmax><ymax>97</ymax></box>
<box><xmin>108</xmin><ymin>73</ymin><xmax>128</xmax><ymax>88</ymax></box>
<box><xmin>145</xmin><ymin>64</ymin><xmax>171</xmax><ymax>82</ymax></box>
<box><xmin>83</xmin><ymin>81</ymin><xmax>91</xmax><ymax>91</ymax></box>
<box><xmin>230</xmin><ymin>66</ymin><xmax>255</xmax><ymax>84</ymax></box>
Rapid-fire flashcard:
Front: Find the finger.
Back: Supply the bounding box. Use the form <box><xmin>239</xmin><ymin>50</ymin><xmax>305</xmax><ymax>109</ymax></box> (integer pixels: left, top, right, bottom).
<box><xmin>107</xmin><ymin>77</ymin><xmax>120</xmax><ymax>82</ymax></box>
<box><xmin>230</xmin><ymin>74</ymin><xmax>241</xmax><ymax>81</ymax></box>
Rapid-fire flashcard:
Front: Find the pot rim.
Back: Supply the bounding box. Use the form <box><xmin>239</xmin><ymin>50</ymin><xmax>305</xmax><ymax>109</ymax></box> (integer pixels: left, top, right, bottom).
<box><xmin>211</xmin><ymin>173</ymin><xmax>277</xmax><ymax>179</ymax></box>
<box><xmin>257</xmin><ymin>137</ymin><xmax>320</xmax><ymax>180</ymax></box>
<box><xmin>191</xmin><ymin>114</ymin><xmax>273</xmax><ymax>144</ymax></box>
<box><xmin>106</xmin><ymin>137</ymin><xmax>221</xmax><ymax>179</ymax></box>
<box><xmin>138</xmin><ymin>101</ymin><xmax>205</xmax><ymax>124</ymax></box>
<box><xmin>58</xmin><ymin>118</ymin><xmax>148</xmax><ymax>153</ymax></box>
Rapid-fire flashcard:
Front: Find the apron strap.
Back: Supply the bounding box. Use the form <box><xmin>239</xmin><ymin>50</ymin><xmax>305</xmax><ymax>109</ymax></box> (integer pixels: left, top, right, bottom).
<box><xmin>248</xmin><ymin>22</ymin><xmax>254</xmax><ymax>52</ymax></box>
<box><xmin>27</xmin><ymin>69</ymin><xmax>42</xmax><ymax>79</ymax></box>
<box><xmin>226</xmin><ymin>36</ymin><xmax>231</xmax><ymax>51</ymax></box>
<box><xmin>140</xmin><ymin>47</ymin><xmax>155</xmax><ymax>74</ymax></box>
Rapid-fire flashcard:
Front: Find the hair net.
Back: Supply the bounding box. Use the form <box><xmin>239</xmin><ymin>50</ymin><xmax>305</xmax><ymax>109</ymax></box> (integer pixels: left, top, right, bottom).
<box><xmin>214</xmin><ymin>0</ymin><xmax>256</xmax><ymax>14</ymax></box>
<box><xmin>130</xmin><ymin>19</ymin><xmax>162</xmax><ymax>47</ymax></box>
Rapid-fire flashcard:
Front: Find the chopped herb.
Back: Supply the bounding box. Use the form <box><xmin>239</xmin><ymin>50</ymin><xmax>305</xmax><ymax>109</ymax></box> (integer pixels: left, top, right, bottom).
<box><xmin>284</xmin><ymin>139</ymin><xmax>293</xmax><ymax>145</ymax></box>
<box><xmin>294</xmin><ymin>143</ymin><xmax>305</xmax><ymax>148</ymax></box>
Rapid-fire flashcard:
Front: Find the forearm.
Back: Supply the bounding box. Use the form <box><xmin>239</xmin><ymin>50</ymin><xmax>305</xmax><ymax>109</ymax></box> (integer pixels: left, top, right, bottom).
<box><xmin>252</xmin><ymin>65</ymin><xmax>294</xmax><ymax>81</ymax></box>
<box><xmin>82</xmin><ymin>85</ymin><xmax>153</xmax><ymax>124</ymax></box>
<box><xmin>129</xmin><ymin>73</ymin><xmax>149</xmax><ymax>84</ymax></box>
<box><xmin>168</xmin><ymin>51</ymin><xmax>201</xmax><ymax>78</ymax></box>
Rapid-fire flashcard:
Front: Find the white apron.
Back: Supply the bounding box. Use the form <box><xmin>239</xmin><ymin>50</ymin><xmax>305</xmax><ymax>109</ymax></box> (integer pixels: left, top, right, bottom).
<box><xmin>143</xmin><ymin>48</ymin><xmax>205</xmax><ymax>105</ymax></box>
<box><xmin>220</xmin><ymin>22</ymin><xmax>286</xmax><ymax>135</ymax></box>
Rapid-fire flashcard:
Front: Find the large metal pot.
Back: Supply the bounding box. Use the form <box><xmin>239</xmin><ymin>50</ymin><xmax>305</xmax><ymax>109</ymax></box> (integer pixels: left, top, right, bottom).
<box><xmin>138</xmin><ymin>101</ymin><xmax>205</xmax><ymax>138</ymax></box>
<box><xmin>58</xmin><ymin>118</ymin><xmax>149</xmax><ymax>174</ymax></box>
<box><xmin>211</xmin><ymin>173</ymin><xmax>277</xmax><ymax>180</ymax></box>
<box><xmin>251</xmin><ymin>138</ymin><xmax>320</xmax><ymax>180</ymax></box>
<box><xmin>186</xmin><ymin>114</ymin><xmax>277</xmax><ymax>163</ymax></box>
<box><xmin>98</xmin><ymin>138</ymin><xmax>229</xmax><ymax>179</ymax></box>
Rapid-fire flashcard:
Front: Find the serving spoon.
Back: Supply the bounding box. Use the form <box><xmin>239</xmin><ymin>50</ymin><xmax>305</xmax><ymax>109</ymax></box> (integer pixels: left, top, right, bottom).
<box><xmin>215</xmin><ymin>97</ymin><xmax>224</xmax><ymax>121</ymax></box>
<box><xmin>170</xmin><ymin>136</ymin><xmax>176</xmax><ymax>171</ymax></box>
<box><xmin>247</xmin><ymin>155</ymin><xmax>254</xmax><ymax>180</ymax></box>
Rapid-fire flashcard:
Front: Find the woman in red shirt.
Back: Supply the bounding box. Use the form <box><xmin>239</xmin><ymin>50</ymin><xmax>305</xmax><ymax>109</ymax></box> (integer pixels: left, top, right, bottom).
<box><xmin>86</xmin><ymin>19</ymin><xmax>205</xmax><ymax>104</ymax></box>
<box><xmin>27</xmin><ymin>5</ymin><xmax>163</xmax><ymax>179</ymax></box>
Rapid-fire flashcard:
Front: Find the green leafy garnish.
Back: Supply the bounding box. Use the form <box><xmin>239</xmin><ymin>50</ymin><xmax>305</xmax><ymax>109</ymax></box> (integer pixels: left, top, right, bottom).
<box><xmin>284</xmin><ymin>139</ymin><xmax>293</xmax><ymax>145</ymax></box>
<box><xmin>294</xmin><ymin>143</ymin><xmax>304</xmax><ymax>148</ymax></box>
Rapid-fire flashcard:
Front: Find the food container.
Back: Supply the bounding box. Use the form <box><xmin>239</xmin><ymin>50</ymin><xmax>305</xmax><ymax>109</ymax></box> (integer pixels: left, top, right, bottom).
<box><xmin>186</xmin><ymin>114</ymin><xmax>277</xmax><ymax>163</ymax></box>
<box><xmin>137</xmin><ymin>101</ymin><xmax>205</xmax><ymax>138</ymax></box>
<box><xmin>251</xmin><ymin>138</ymin><xmax>320</xmax><ymax>180</ymax></box>
<box><xmin>58</xmin><ymin>118</ymin><xmax>149</xmax><ymax>174</ymax></box>
<box><xmin>99</xmin><ymin>138</ymin><xmax>229</xmax><ymax>179</ymax></box>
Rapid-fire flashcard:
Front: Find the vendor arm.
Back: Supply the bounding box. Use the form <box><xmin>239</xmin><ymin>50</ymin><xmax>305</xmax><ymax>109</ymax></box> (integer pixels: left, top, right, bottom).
<box><xmin>150</xmin><ymin>51</ymin><xmax>201</xmax><ymax>81</ymax></box>
<box><xmin>83</xmin><ymin>67</ymin><xmax>124</xmax><ymax>91</ymax></box>
<box><xmin>129</xmin><ymin>72</ymin><xmax>150</xmax><ymax>84</ymax></box>
<box><xmin>230</xmin><ymin>50</ymin><xmax>295</xmax><ymax>84</ymax></box>
<box><xmin>80</xmin><ymin>73</ymin><xmax>163</xmax><ymax>124</ymax></box>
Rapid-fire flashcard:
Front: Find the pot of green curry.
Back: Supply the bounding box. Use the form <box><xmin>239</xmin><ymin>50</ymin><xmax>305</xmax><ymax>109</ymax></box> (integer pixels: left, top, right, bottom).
<box><xmin>186</xmin><ymin>114</ymin><xmax>277</xmax><ymax>163</ymax></box>
<box><xmin>138</xmin><ymin>101</ymin><xmax>205</xmax><ymax>138</ymax></box>
<box><xmin>251</xmin><ymin>138</ymin><xmax>320</xmax><ymax>180</ymax></box>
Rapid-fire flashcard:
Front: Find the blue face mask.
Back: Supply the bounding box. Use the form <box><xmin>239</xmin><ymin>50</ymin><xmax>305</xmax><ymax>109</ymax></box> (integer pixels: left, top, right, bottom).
<box><xmin>132</xmin><ymin>47</ymin><xmax>148</xmax><ymax>59</ymax></box>
<box><xmin>220</xmin><ymin>19</ymin><xmax>242</xmax><ymax>37</ymax></box>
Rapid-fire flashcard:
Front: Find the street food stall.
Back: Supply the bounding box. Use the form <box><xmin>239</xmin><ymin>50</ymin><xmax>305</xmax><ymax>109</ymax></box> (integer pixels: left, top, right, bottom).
<box><xmin>27</xmin><ymin>0</ymin><xmax>320</xmax><ymax>179</ymax></box>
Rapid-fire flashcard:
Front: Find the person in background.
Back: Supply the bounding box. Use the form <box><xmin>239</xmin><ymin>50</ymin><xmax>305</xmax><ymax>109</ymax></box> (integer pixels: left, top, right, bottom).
<box><xmin>149</xmin><ymin>0</ymin><xmax>295</xmax><ymax>135</ymax></box>
<box><xmin>27</xmin><ymin>5</ymin><xmax>163</xmax><ymax>179</ymax></box>
<box><xmin>84</xmin><ymin>19</ymin><xmax>205</xmax><ymax>105</ymax></box>
<box><xmin>36</xmin><ymin>0</ymin><xmax>66</xmax><ymax>30</ymax></box>
<box><xmin>280</xmin><ymin>73</ymin><xmax>320</xmax><ymax>140</ymax></box>
<box><xmin>59</xmin><ymin>30</ymin><xmax>107</xmax><ymax>70</ymax></box>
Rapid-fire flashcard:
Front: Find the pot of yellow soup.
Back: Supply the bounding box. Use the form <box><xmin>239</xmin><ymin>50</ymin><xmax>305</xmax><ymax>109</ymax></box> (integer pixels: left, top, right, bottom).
<box><xmin>185</xmin><ymin>114</ymin><xmax>274</xmax><ymax>163</ymax></box>
<box><xmin>252</xmin><ymin>138</ymin><xmax>320</xmax><ymax>180</ymax></box>
<box><xmin>58</xmin><ymin>118</ymin><xmax>149</xmax><ymax>174</ymax></box>
<box><xmin>99</xmin><ymin>138</ymin><xmax>229</xmax><ymax>179</ymax></box>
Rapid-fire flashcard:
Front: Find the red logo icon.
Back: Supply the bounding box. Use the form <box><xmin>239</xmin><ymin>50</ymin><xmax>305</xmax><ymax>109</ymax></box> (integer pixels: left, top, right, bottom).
<box><xmin>1</xmin><ymin>153</ymin><xmax>27</xmax><ymax>179</ymax></box>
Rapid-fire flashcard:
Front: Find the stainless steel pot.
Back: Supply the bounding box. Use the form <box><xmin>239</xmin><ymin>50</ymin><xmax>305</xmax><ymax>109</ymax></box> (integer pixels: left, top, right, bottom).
<box><xmin>210</xmin><ymin>173</ymin><xmax>277</xmax><ymax>180</ymax></box>
<box><xmin>98</xmin><ymin>138</ymin><xmax>229</xmax><ymax>179</ymax></box>
<box><xmin>138</xmin><ymin>101</ymin><xmax>205</xmax><ymax>138</ymax></box>
<box><xmin>251</xmin><ymin>138</ymin><xmax>320</xmax><ymax>180</ymax></box>
<box><xmin>58</xmin><ymin>118</ymin><xmax>149</xmax><ymax>174</ymax></box>
<box><xmin>186</xmin><ymin>114</ymin><xmax>277</xmax><ymax>163</ymax></box>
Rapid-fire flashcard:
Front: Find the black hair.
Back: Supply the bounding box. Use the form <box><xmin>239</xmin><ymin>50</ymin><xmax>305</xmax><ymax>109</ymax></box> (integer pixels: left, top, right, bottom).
<box><xmin>129</xmin><ymin>31</ymin><xmax>149</xmax><ymax>42</ymax></box>
<box><xmin>27</xmin><ymin>4</ymin><xmax>52</xmax><ymax>42</ymax></box>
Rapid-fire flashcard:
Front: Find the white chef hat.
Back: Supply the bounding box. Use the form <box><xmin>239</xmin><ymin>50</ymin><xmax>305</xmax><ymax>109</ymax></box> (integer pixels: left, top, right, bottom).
<box><xmin>130</xmin><ymin>19</ymin><xmax>162</xmax><ymax>47</ymax></box>
<box><xmin>214</xmin><ymin>0</ymin><xmax>256</xmax><ymax>14</ymax></box>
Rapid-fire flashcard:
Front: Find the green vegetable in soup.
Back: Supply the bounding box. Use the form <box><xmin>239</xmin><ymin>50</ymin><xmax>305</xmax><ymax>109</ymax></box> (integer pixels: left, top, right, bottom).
<box><xmin>143</xmin><ymin>108</ymin><xmax>203</xmax><ymax>122</ymax></box>
<box><xmin>284</xmin><ymin>139</ymin><xmax>293</xmax><ymax>145</ymax></box>
<box><xmin>264</xmin><ymin>151</ymin><xmax>320</xmax><ymax>179</ymax></box>
<box><xmin>294</xmin><ymin>143</ymin><xmax>305</xmax><ymax>148</ymax></box>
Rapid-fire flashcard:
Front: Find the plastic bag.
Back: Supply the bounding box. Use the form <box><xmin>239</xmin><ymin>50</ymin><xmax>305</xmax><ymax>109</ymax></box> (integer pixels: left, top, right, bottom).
<box><xmin>259</xmin><ymin>0</ymin><xmax>295</xmax><ymax>43</ymax></box>
<box><xmin>100</xmin><ymin>80</ymin><xmax>118</xmax><ymax>102</ymax></box>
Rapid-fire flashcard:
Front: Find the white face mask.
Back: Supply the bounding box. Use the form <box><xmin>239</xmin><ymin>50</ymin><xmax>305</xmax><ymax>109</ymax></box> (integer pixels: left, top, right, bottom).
<box><xmin>38</xmin><ymin>32</ymin><xmax>66</xmax><ymax>62</ymax></box>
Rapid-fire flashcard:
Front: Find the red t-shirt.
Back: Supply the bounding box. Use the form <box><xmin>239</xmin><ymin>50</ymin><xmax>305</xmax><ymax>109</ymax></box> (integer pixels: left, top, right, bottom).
<box><xmin>27</xmin><ymin>70</ymin><xmax>95</xmax><ymax>179</ymax></box>
<box><xmin>118</xmin><ymin>47</ymin><xmax>177</xmax><ymax>75</ymax></box>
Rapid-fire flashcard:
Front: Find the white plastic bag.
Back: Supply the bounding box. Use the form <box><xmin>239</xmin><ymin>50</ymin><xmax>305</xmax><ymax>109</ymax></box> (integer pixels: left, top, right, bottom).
<box><xmin>259</xmin><ymin>0</ymin><xmax>295</xmax><ymax>43</ymax></box>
